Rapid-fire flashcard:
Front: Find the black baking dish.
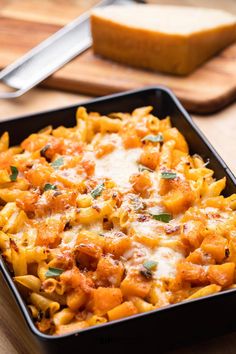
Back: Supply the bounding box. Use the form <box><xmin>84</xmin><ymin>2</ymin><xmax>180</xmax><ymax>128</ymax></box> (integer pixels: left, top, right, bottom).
<box><xmin>1</xmin><ymin>86</ymin><xmax>236</xmax><ymax>354</ymax></box>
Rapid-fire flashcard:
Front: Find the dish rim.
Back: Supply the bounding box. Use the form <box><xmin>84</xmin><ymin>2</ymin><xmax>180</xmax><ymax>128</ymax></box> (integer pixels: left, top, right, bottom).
<box><xmin>1</xmin><ymin>85</ymin><xmax>236</xmax><ymax>340</ymax></box>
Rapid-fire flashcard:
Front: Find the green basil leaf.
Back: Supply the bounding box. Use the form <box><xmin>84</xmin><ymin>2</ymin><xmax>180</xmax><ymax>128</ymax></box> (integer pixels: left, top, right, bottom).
<box><xmin>10</xmin><ymin>166</ymin><xmax>18</xmax><ymax>182</ymax></box>
<box><xmin>91</xmin><ymin>183</ymin><xmax>104</xmax><ymax>199</ymax></box>
<box><xmin>151</xmin><ymin>213</ymin><xmax>172</xmax><ymax>223</ymax></box>
<box><xmin>45</xmin><ymin>267</ymin><xmax>64</xmax><ymax>278</ymax></box>
<box><xmin>143</xmin><ymin>260</ymin><xmax>158</xmax><ymax>271</ymax></box>
<box><xmin>161</xmin><ymin>172</ymin><xmax>177</xmax><ymax>180</ymax></box>
<box><xmin>142</xmin><ymin>134</ymin><xmax>163</xmax><ymax>143</ymax></box>
<box><xmin>44</xmin><ymin>183</ymin><xmax>57</xmax><ymax>191</ymax></box>
<box><xmin>51</xmin><ymin>157</ymin><xmax>64</xmax><ymax>169</ymax></box>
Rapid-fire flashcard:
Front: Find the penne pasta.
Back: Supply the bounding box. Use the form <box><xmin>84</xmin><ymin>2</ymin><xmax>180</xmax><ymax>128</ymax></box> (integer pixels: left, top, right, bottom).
<box><xmin>107</xmin><ymin>301</ymin><xmax>138</xmax><ymax>321</ymax></box>
<box><xmin>0</xmin><ymin>105</ymin><xmax>235</xmax><ymax>336</ymax></box>
<box><xmin>0</xmin><ymin>132</ymin><xmax>9</xmax><ymax>152</ymax></box>
<box><xmin>30</xmin><ymin>293</ymin><xmax>60</xmax><ymax>316</ymax></box>
<box><xmin>186</xmin><ymin>284</ymin><xmax>222</xmax><ymax>300</ymax></box>
<box><xmin>55</xmin><ymin>321</ymin><xmax>88</xmax><ymax>335</ymax></box>
<box><xmin>53</xmin><ymin>308</ymin><xmax>75</xmax><ymax>327</ymax></box>
<box><xmin>42</xmin><ymin>278</ymin><xmax>58</xmax><ymax>294</ymax></box>
<box><xmin>14</xmin><ymin>275</ymin><xmax>41</xmax><ymax>292</ymax></box>
<box><xmin>27</xmin><ymin>305</ymin><xmax>39</xmax><ymax>319</ymax></box>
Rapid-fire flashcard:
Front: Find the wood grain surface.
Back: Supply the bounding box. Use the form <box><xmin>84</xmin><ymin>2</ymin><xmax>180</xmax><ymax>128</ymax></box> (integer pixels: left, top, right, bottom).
<box><xmin>0</xmin><ymin>0</ymin><xmax>236</xmax><ymax>113</ymax></box>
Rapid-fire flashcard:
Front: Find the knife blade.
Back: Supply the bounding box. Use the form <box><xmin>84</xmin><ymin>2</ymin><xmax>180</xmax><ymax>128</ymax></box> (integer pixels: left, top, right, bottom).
<box><xmin>0</xmin><ymin>0</ymin><xmax>143</xmax><ymax>98</ymax></box>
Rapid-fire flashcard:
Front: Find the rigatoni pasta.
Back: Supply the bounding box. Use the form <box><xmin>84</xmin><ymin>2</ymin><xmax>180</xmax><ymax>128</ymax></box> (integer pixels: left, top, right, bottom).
<box><xmin>0</xmin><ymin>106</ymin><xmax>235</xmax><ymax>335</ymax></box>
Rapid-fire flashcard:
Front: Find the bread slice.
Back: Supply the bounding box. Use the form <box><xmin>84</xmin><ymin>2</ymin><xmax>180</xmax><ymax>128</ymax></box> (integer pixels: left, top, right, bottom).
<box><xmin>91</xmin><ymin>5</ymin><xmax>236</xmax><ymax>75</ymax></box>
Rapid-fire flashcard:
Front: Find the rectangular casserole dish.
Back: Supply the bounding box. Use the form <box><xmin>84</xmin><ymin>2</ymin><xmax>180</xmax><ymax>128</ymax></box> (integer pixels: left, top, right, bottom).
<box><xmin>1</xmin><ymin>86</ymin><xmax>236</xmax><ymax>354</ymax></box>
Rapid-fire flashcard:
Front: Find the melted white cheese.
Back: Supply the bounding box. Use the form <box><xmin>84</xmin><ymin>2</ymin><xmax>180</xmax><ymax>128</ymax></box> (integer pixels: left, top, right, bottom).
<box><xmin>123</xmin><ymin>241</ymin><xmax>183</xmax><ymax>281</ymax></box>
<box><xmin>95</xmin><ymin>137</ymin><xmax>142</xmax><ymax>189</ymax></box>
<box><xmin>131</xmin><ymin>219</ymin><xmax>164</xmax><ymax>238</ymax></box>
<box><xmin>129</xmin><ymin>218</ymin><xmax>184</xmax><ymax>280</ymax></box>
<box><xmin>151</xmin><ymin>247</ymin><xmax>183</xmax><ymax>280</ymax></box>
<box><xmin>123</xmin><ymin>242</ymin><xmax>148</xmax><ymax>267</ymax></box>
<box><xmin>91</xmin><ymin>133</ymin><xmax>184</xmax><ymax>283</ymax></box>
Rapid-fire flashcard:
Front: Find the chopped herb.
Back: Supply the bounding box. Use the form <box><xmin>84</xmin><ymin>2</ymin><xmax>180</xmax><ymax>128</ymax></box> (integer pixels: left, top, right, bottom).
<box><xmin>143</xmin><ymin>260</ymin><xmax>158</xmax><ymax>271</ymax></box>
<box><xmin>10</xmin><ymin>166</ymin><xmax>18</xmax><ymax>181</ymax></box>
<box><xmin>40</xmin><ymin>144</ymin><xmax>51</xmax><ymax>159</ymax></box>
<box><xmin>140</xmin><ymin>260</ymin><xmax>158</xmax><ymax>279</ymax></box>
<box><xmin>44</xmin><ymin>183</ymin><xmax>57</xmax><ymax>191</ymax></box>
<box><xmin>140</xmin><ymin>268</ymin><xmax>153</xmax><ymax>279</ymax></box>
<box><xmin>45</xmin><ymin>267</ymin><xmax>64</xmax><ymax>278</ymax></box>
<box><xmin>99</xmin><ymin>232</ymin><xmax>106</xmax><ymax>237</ymax></box>
<box><xmin>161</xmin><ymin>172</ymin><xmax>177</xmax><ymax>180</ymax></box>
<box><xmin>138</xmin><ymin>165</ymin><xmax>154</xmax><ymax>173</ymax></box>
<box><xmin>142</xmin><ymin>134</ymin><xmax>163</xmax><ymax>143</ymax></box>
<box><xmin>151</xmin><ymin>213</ymin><xmax>172</xmax><ymax>223</ymax></box>
<box><xmin>51</xmin><ymin>157</ymin><xmax>64</xmax><ymax>169</ymax></box>
<box><xmin>91</xmin><ymin>183</ymin><xmax>104</xmax><ymax>199</ymax></box>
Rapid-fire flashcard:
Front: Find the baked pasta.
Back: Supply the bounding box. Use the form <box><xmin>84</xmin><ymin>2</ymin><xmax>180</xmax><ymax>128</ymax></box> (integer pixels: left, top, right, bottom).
<box><xmin>0</xmin><ymin>106</ymin><xmax>236</xmax><ymax>335</ymax></box>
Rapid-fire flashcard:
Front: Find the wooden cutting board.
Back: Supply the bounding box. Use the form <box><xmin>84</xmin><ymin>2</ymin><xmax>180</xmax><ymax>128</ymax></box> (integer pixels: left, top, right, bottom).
<box><xmin>0</xmin><ymin>0</ymin><xmax>236</xmax><ymax>114</ymax></box>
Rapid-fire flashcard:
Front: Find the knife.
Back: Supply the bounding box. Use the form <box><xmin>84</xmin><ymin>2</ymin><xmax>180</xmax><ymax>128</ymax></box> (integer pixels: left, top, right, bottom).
<box><xmin>0</xmin><ymin>0</ymin><xmax>145</xmax><ymax>99</ymax></box>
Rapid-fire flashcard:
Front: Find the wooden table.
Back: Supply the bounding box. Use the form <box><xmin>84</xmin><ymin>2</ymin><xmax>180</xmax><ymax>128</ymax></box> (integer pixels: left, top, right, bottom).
<box><xmin>1</xmin><ymin>0</ymin><xmax>236</xmax><ymax>353</ymax></box>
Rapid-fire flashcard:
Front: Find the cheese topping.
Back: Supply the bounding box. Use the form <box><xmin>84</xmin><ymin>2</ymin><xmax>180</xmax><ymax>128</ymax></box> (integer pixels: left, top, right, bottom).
<box><xmin>152</xmin><ymin>247</ymin><xmax>183</xmax><ymax>280</ymax></box>
<box><xmin>95</xmin><ymin>135</ymin><xmax>142</xmax><ymax>189</ymax></box>
<box><xmin>0</xmin><ymin>105</ymin><xmax>235</xmax><ymax>336</ymax></box>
